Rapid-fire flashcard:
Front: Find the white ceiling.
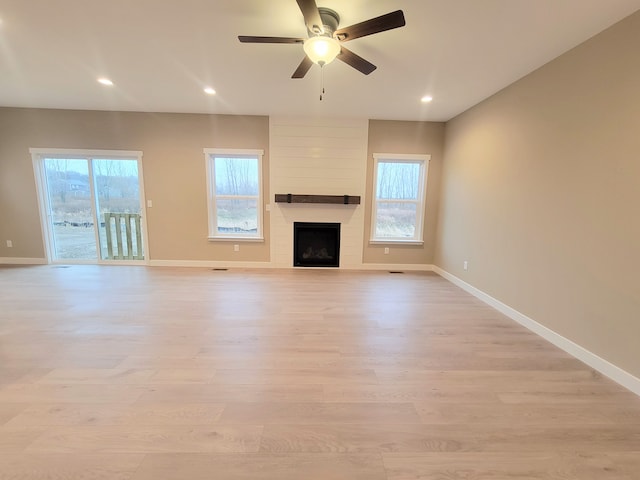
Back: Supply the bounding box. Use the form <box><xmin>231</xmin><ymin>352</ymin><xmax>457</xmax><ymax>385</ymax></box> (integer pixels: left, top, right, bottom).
<box><xmin>1</xmin><ymin>0</ymin><xmax>638</xmax><ymax>121</ymax></box>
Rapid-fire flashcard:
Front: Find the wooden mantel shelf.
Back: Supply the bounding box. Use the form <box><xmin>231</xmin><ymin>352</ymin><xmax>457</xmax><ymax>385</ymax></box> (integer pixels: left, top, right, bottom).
<box><xmin>274</xmin><ymin>194</ymin><xmax>361</xmax><ymax>205</ymax></box>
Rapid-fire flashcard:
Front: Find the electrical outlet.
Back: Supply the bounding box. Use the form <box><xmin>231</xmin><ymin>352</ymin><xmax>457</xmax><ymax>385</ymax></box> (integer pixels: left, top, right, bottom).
<box><xmin>384</xmin><ymin>247</ymin><xmax>389</xmax><ymax>254</ymax></box>
<box><xmin>234</xmin><ymin>244</ymin><xmax>240</xmax><ymax>252</ymax></box>
<box><xmin>147</xmin><ymin>200</ymin><xmax>153</xmax><ymax>208</ymax></box>
<box><xmin>6</xmin><ymin>240</ymin><xmax>12</xmax><ymax>248</ymax></box>
<box><xmin>463</xmin><ymin>260</ymin><xmax>468</xmax><ymax>271</ymax></box>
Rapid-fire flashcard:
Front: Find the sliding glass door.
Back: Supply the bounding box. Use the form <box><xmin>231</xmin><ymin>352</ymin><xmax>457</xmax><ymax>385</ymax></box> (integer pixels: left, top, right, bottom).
<box><xmin>93</xmin><ymin>159</ymin><xmax>143</xmax><ymax>261</ymax></box>
<box><xmin>33</xmin><ymin>149</ymin><xmax>147</xmax><ymax>264</ymax></box>
<box><xmin>43</xmin><ymin>158</ymin><xmax>97</xmax><ymax>260</ymax></box>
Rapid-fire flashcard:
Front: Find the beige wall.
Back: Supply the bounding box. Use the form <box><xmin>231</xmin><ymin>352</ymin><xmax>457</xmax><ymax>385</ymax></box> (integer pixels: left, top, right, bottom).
<box><xmin>0</xmin><ymin>109</ymin><xmax>443</xmax><ymax>267</ymax></box>
<box><xmin>436</xmin><ymin>12</ymin><xmax>640</xmax><ymax>377</ymax></box>
<box><xmin>364</xmin><ymin>120</ymin><xmax>445</xmax><ymax>265</ymax></box>
<box><xmin>0</xmin><ymin>108</ymin><xmax>270</xmax><ymax>262</ymax></box>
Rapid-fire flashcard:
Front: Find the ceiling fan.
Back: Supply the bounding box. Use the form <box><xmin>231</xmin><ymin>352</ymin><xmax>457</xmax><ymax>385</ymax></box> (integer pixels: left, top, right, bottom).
<box><xmin>238</xmin><ymin>0</ymin><xmax>406</xmax><ymax>78</ymax></box>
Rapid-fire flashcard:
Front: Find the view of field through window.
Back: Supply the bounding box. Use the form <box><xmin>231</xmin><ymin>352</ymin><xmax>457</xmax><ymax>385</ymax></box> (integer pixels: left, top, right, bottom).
<box><xmin>374</xmin><ymin>160</ymin><xmax>422</xmax><ymax>238</ymax></box>
<box><xmin>213</xmin><ymin>156</ymin><xmax>260</xmax><ymax>235</ymax></box>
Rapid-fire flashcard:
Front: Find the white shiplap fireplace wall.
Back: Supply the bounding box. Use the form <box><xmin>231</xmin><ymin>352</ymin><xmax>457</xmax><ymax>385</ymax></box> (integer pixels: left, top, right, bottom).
<box><xmin>269</xmin><ymin>117</ymin><xmax>368</xmax><ymax>268</ymax></box>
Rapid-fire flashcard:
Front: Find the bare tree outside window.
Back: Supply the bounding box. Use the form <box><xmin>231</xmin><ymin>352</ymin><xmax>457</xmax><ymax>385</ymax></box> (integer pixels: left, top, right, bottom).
<box><xmin>93</xmin><ymin>159</ymin><xmax>140</xmax><ymax>214</ymax></box>
<box><xmin>43</xmin><ymin>158</ymin><xmax>95</xmax><ymax>259</ymax></box>
<box><xmin>372</xmin><ymin>156</ymin><xmax>428</xmax><ymax>241</ymax></box>
<box><xmin>44</xmin><ymin>158</ymin><xmax>92</xmax><ymax>225</ymax></box>
<box><xmin>209</xmin><ymin>155</ymin><xmax>262</xmax><ymax>237</ymax></box>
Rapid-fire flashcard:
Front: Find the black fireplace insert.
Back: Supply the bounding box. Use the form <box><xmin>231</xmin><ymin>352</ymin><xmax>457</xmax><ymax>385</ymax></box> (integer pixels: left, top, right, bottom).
<box><xmin>293</xmin><ymin>222</ymin><xmax>340</xmax><ymax>267</ymax></box>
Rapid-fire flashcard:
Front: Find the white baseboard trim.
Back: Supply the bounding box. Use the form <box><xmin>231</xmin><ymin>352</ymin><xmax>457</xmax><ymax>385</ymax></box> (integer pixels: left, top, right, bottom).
<box><xmin>433</xmin><ymin>266</ymin><xmax>640</xmax><ymax>397</ymax></box>
<box><xmin>149</xmin><ymin>260</ymin><xmax>435</xmax><ymax>272</ymax></box>
<box><xmin>0</xmin><ymin>257</ymin><xmax>47</xmax><ymax>265</ymax></box>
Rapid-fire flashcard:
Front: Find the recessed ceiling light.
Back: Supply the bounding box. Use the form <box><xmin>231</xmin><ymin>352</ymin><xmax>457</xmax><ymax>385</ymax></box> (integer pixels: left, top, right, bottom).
<box><xmin>204</xmin><ymin>87</ymin><xmax>216</xmax><ymax>95</ymax></box>
<box><xmin>421</xmin><ymin>95</ymin><xmax>433</xmax><ymax>103</ymax></box>
<box><xmin>97</xmin><ymin>78</ymin><xmax>114</xmax><ymax>86</ymax></box>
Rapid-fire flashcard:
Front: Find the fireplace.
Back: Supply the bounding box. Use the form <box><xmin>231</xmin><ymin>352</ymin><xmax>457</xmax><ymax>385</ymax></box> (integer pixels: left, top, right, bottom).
<box><xmin>293</xmin><ymin>222</ymin><xmax>341</xmax><ymax>267</ymax></box>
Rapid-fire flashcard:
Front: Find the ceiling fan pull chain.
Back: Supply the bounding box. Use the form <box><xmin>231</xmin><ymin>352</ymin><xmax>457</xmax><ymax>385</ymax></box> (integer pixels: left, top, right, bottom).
<box><xmin>320</xmin><ymin>64</ymin><xmax>325</xmax><ymax>101</ymax></box>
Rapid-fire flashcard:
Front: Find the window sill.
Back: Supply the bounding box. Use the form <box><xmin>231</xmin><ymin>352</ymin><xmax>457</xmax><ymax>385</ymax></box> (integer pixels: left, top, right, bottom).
<box><xmin>208</xmin><ymin>236</ymin><xmax>264</xmax><ymax>243</ymax></box>
<box><xmin>369</xmin><ymin>239</ymin><xmax>424</xmax><ymax>246</ymax></box>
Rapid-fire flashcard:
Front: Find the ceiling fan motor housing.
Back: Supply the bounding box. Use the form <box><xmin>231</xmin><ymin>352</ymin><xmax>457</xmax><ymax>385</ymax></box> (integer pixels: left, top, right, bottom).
<box><xmin>311</xmin><ymin>7</ymin><xmax>340</xmax><ymax>37</ymax></box>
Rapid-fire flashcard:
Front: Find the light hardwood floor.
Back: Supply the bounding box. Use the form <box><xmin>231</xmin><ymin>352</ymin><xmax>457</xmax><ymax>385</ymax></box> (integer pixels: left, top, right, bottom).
<box><xmin>0</xmin><ymin>265</ymin><xmax>639</xmax><ymax>479</ymax></box>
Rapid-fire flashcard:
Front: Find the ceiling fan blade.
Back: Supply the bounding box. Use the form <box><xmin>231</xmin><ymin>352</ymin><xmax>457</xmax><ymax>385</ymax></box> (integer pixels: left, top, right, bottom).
<box><xmin>337</xmin><ymin>47</ymin><xmax>377</xmax><ymax>75</ymax></box>
<box><xmin>238</xmin><ymin>36</ymin><xmax>304</xmax><ymax>44</ymax></box>
<box><xmin>334</xmin><ymin>10</ymin><xmax>405</xmax><ymax>42</ymax></box>
<box><xmin>296</xmin><ymin>0</ymin><xmax>324</xmax><ymax>34</ymax></box>
<box><xmin>292</xmin><ymin>56</ymin><xmax>313</xmax><ymax>79</ymax></box>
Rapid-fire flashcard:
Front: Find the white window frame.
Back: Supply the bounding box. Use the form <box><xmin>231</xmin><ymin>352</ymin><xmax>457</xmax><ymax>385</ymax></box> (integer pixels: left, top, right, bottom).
<box><xmin>370</xmin><ymin>153</ymin><xmax>430</xmax><ymax>245</ymax></box>
<box><xmin>204</xmin><ymin>148</ymin><xmax>264</xmax><ymax>241</ymax></box>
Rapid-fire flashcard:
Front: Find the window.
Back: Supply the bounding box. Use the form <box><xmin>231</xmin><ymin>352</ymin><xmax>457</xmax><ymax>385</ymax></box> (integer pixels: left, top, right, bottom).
<box><xmin>204</xmin><ymin>149</ymin><xmax>264</xmax><ymax>240</ymax></box>
<box><xmin>370</xmin><ymin>153</ymin><xmax>430</xmax><ymax>243</ymax></box>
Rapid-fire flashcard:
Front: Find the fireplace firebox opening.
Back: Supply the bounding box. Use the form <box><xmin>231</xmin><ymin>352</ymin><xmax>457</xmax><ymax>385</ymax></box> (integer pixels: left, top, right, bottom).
<box><xmin>293</xmin><ymin>222</ymin><xmax>340</xmax><ymax>268</ymax></box>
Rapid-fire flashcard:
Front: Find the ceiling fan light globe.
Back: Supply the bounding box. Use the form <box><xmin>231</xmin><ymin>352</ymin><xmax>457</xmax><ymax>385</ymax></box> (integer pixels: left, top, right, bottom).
<box><xmin>303</xmin><ymin>36</ymin><xmax>341</xmax><ymax>65</ymax></box>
